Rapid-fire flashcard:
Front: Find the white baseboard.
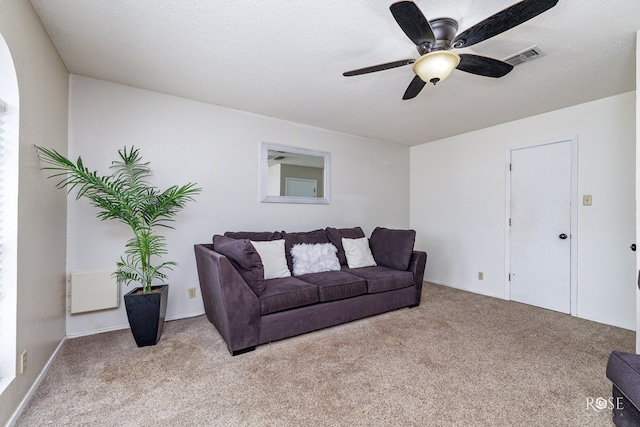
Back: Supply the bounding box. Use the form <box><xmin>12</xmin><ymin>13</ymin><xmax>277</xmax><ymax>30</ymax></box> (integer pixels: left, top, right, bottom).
<box><xmin>575</xmin><ymin>313</ymin><xmax>635</xmax><ymax>332</ymax></box>
<box><xmin>426</xmin><ymin>279</ymin><xmax>506</xmax><ymax>300</ymax></box>
<box><xmin>65</xmin><ymin>310</ymin><xmax>206</xmax><ymax>338</ymax></box>
<box><xmin>166</xmin><ymin>310</ymin><xmax>205</xmax><ymax>322</ymax></box>
<box><xmin>6</xmin><ymin>338</ymin><xmax>65</xmax><ymax>427</ymax></box>
<box><xmin>427</xmin><ymin>280</ymin><xmax>636</xmax><ymax>332</ymax></box>
<box><xmin>66</xmin><ymin>323</ymin><xmax>129</xmax><ymax>339</ymax></box>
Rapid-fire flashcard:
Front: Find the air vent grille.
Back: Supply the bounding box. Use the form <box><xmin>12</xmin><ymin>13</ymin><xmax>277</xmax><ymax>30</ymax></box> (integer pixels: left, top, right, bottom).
<box><xmin>503</xmin><ymin>45</ymin><xmax>545</xmax><ymax>66</ymax></box>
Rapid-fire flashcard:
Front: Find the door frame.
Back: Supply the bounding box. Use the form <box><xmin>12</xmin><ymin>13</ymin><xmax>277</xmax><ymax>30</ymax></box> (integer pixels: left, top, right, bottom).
<box><xmin>504</xmin><ymin>135</ymin><xmax>579</xmax><ymax>316</ymax></box>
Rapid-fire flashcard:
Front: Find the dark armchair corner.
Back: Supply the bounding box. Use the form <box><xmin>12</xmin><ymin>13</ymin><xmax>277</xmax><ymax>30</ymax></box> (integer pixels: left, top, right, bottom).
<box><xmin>606</xmin><ymin>350</ymin><xmax>640</xmax><ymax>426</ymax></box>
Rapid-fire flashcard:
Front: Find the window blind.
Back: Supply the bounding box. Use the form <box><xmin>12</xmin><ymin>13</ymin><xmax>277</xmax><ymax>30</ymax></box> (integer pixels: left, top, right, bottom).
<box><xmin>0</xmin><ymin>35</ymin><xmax>20</xmax><ymax>394</ymax></box>
<box><xmin>0</xmin><ymin>97</ymin><xmax>7</xmax><ymax>383</ymax></box>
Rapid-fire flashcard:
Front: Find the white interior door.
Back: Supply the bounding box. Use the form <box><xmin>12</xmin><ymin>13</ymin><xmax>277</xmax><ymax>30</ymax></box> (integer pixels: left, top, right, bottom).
<box><xmin>285</xmin><ymin>178</ymin><xmax>317</xmax><ymax>197</ymax></box>
<box><xmin>510</xmin><ymin>140</ymin><xmax>572</xmax><ymax>313</ymax></box>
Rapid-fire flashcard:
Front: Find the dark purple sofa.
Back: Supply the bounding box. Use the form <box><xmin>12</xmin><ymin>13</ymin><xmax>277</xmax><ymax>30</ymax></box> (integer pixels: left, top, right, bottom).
<box><xmin>607</xmin><ymin>350</ymin><xmax>640</xmax><ymax>426</ymax></box>
<box><xmin>194</xmin><ymin>227</ymin><xmax>427</xmax><ymax>355</ymax></box>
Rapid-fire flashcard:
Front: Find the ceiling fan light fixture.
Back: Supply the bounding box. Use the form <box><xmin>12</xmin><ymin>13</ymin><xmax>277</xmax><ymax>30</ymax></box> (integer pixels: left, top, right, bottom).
<box><xmin>412</xmin><ymin>51</ymin><xmax>461</xmax><ymax>85</ymax></box>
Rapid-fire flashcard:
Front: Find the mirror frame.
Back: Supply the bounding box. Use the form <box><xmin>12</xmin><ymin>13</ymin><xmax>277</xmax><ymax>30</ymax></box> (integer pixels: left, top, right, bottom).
<box><xmin>260</xmin><ymin>142</ymin><xmax>331</xmax><ymax>204</ymax></box>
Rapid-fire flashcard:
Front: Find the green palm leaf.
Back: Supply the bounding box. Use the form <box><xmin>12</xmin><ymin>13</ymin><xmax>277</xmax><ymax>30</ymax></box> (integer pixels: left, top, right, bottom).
<box><xmin>36</xmin><ymin>145</ymin><xmax>201</xmax><ymax>293</ymax></box>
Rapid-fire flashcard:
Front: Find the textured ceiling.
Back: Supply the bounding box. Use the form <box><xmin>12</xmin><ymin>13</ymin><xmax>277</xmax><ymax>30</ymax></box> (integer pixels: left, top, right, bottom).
<box><xmin>30</xmin><ymin>0</ymin><xmax>639</xmax><ymax>146</ymax></box>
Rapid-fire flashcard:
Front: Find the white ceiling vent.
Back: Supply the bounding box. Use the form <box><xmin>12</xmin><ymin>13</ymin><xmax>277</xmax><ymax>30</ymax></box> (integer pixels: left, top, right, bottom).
<box><xmin>503</xmin><ymin>46</ymin><xmax>545</xmax><ymax>66</ymax></box>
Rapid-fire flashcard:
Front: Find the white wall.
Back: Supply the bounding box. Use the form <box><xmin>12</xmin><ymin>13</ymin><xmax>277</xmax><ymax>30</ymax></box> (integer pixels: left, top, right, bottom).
<box><xmin>66</xmin><ymin>75</ymin><xmax>410</xmax><ymax>337</ymax></box>
<box><xmin>0</xmin><ymin>1</ymin><xmax>69</xmax><ymax>425</ymax></box>
<box><xmin>411</xmin><ymin>92</ymin><xmax>636</xmax><ymax>330</ymax></box>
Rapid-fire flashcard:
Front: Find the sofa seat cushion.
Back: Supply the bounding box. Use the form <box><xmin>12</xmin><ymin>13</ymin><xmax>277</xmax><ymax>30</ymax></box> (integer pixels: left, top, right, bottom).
<box><xmin>343</xmin><ymin>266</ymin><xmax>413</xmax><ymax>294</ymax></box>
<box><xmin>259</xmin><ymin>276</ymin><xmax>319</xmax><ymax>315</ymax></box>
<box><xmin>297</xmin><ymin>271</ymin><xmax>367</xmax><ymax>302</ymax></box>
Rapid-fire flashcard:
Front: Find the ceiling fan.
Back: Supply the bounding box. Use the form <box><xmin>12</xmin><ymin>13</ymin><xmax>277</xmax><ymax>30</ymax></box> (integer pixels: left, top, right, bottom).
<box><xmin>343</xmin><ymin>0</ymin><xmax>559</xmax><ymax>100</ymax></box>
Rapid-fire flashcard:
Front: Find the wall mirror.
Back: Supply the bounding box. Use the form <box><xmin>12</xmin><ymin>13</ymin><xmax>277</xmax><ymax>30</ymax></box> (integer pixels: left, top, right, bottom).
<box><xmin>260</xmin><ymin>142</ymin><xmax>331</xmax><ymax>204</ymax></box>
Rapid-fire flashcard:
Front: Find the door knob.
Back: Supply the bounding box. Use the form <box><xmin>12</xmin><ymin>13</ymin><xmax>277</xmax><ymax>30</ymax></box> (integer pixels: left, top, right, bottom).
<box><xmin>631</xmin><ymin>244</ymin><xmax>636</xmax><ymax>252</ymax></box>
<box><xmin>559</xmin><ymin>234</ymin><xmax>568</xmax><ymax>240</ymax></box>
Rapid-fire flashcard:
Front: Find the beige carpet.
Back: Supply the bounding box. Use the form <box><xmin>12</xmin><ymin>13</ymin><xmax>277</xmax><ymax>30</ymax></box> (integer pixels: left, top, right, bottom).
<box><xmin>16</xmin><ymin>283</ymin><xmax>634</xmax><ymax>426</ymax></box>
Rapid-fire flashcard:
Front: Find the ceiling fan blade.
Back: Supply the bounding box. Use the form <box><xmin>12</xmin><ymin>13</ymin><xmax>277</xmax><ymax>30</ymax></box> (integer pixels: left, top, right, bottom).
<box><xmin>402</xmin><ymin>75</ymin><xmax>427</xmax><ymax>100</ymax></box>
<box><xmin>343</xmin><ymin>59</ymin><xmax>415</xmax><ymax>77</ymax></box>
<box><xmin>457</xmin><ymin>54</ymin><xmax>514</xmax><ymax>78</ymax></box>
<box><xmin>453</xmin><ymin>0</ymin><xmax>558</xmax><ymax>48</ymax></box>
<box><xmin>390</xmin><ymin>1</ymin><xmax>436</xmax><ymax>47</ymax></box>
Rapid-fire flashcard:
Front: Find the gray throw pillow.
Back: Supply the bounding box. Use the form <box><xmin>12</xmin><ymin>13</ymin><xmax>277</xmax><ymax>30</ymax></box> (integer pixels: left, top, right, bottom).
<box><xmin>369</xmin><ymin>227</ymin><xmax>416</xmax><ymax>271</ymax></box>
<box><xmin>213</xmin><ymin>235</ymin><xmax>265</xmax><ymax>296</ymax></box>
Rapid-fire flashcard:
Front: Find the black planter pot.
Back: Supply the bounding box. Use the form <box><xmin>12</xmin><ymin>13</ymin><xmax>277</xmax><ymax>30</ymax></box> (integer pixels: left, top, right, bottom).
<box><xmin>123</xmin><ymin>284</ymin><xmax>169</xmax><ymax>347</ymax></box>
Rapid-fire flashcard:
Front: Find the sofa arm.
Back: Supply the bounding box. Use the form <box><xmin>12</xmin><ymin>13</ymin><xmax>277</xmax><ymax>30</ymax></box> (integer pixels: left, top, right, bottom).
<box><xmin>606</xmin><ymin>350</ymin><xmax>640</xmax><ymax>418</ymax></box>
<box><xmin>194</xmin><ymin>244</ymin><xmax>261</xmax><ymax>354</ymax></box>
<box><xmin>408</xmin><ymin>250</ymin><xmax>427</xmax><ymax>306</ymax></box>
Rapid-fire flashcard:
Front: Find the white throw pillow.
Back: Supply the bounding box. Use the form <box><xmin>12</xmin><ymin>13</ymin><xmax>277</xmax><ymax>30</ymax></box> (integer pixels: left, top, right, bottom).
<box><xmin>290</xmin><ymin>243</ymin><xmax>341</xmax><ymax>276</ymax></box>
<box><xmin>342</xmin><ymin>237</ymin><xmax>377</xmax><ymax>269</ymax></box>
<box><xmin>250</xmin><ymin>239</ymin><xmax>291</xmax><ymax>280</ymax></box>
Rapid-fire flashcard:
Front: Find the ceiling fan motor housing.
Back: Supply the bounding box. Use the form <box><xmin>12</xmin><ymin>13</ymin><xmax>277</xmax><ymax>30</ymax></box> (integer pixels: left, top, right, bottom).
<box><xmin>418</xmin><ymin>18</ymin><xmax>459</xmax><ymax>54</ymax></box>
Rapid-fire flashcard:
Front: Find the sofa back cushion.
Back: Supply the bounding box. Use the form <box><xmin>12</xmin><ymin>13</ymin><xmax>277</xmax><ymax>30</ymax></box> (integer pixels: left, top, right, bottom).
<box><xmin>326</xmin><ymin>227</ymin><xmax>366</xmax><ymax>265</ymax></box>
<box><xmin>283</xmin><ymin>229</ymin><xmax>329</xmax><ymax>272</ymax></box>
<box><xmin>213</xmin><ymin>235</ymin><xmax>266</xmax><ymax>296</ymax></box>
<box><xmin>369</xmin><ymin>227</ymin><xmax>416</xmax><ymax>271</ymax></box>
<box><xmin>224</xmin><ymin>231</ymin><xmax>283</xmax><ymax>241</ymax></box>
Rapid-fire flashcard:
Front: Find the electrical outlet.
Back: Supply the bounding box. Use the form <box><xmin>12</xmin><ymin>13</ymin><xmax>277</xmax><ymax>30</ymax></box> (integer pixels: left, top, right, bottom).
<box><xmin>583</xmin><ymin>195</ymin><xmax>593</xmax><ymax>206</ymax></box>
<box><xmin>188</xmin><ymin>287</ymin><xmax>196</xmax><ymax>299</ymax></box>
<box><xmin>478</xmin><ymin>272</ymin><xmax>484</xmax><ymax>280</ymax></box>
<box><xmin>20</xmin><ymin>350</ymin><xmax>27</xmax><ymax>374</ymax></box>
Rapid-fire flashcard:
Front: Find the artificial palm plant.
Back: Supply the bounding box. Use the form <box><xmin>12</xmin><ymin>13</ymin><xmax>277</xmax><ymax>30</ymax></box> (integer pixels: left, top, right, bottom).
<box><xmin>36</xmin><ymin>145</ymin><xmax>201</xmax><ymax>293</ymax></box>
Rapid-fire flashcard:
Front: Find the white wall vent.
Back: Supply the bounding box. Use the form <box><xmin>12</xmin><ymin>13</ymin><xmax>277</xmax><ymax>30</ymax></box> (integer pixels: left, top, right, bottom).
<box><xmin>503</xmin><ymin>45</ymin><xmax>545</xmax><ymax>66</ymax></box>
<box><xmin>69</xmin><ymin>270</ymin><xmax>120</xmax><ymax>314</ymax></box>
